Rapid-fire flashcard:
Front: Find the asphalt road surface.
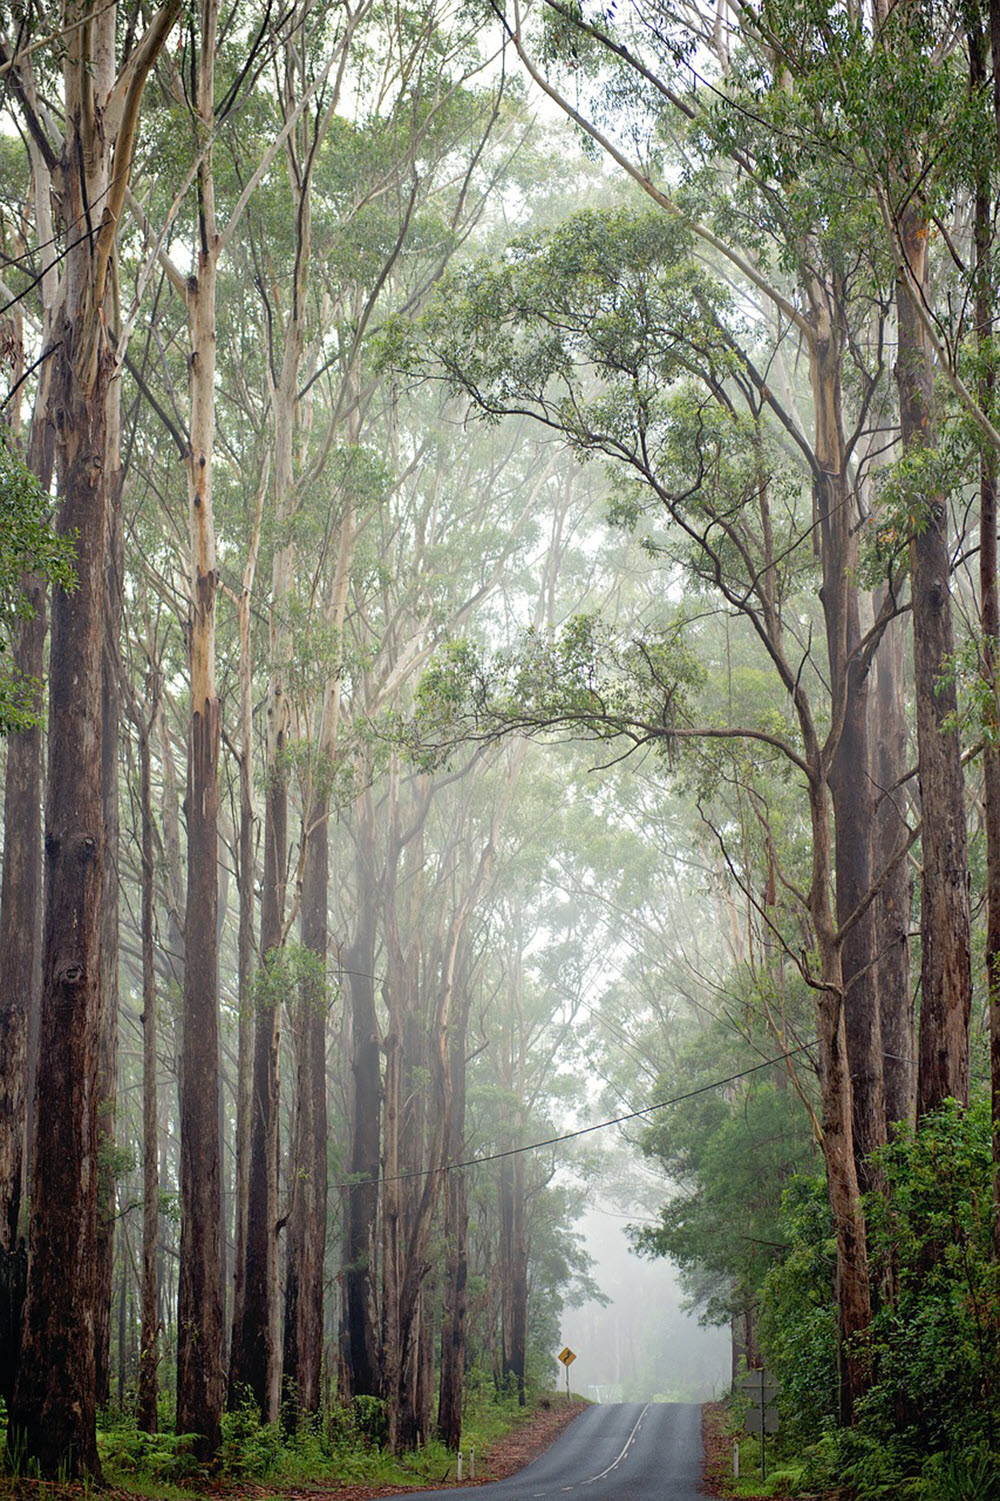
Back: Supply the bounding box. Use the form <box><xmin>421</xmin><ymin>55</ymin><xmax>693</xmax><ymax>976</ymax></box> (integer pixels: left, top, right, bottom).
<box><xmin>416</xmin><ymin>1404</ymin><xmax>704</xmax><ymax>1501</ymax></box>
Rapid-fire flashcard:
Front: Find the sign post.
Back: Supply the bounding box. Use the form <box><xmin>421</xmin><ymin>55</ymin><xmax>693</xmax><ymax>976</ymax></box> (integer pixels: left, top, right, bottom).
<box><xmin>737</xmin><ymin>1367</ymin><xmax>779</xmax><ymax>1482</ymax></box>
<box><xmin>558</xmin><ymin>1347</ymin><xmax>577</xmax><ymax>1403</ymax></box>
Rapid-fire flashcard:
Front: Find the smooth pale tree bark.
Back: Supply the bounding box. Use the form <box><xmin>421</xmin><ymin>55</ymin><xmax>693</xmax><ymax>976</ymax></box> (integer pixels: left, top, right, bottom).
<box><xmin>235</xmin><ymin>165</ymin><xmax>304</xmax><ymax>1431</ymax></box>
<box><xmin>236</xmin><ymin>21</ymin><xmax>356</xmax><ymax>1415</ymax></box>
<box><xmin>176</xmin><ymin>0</ymin><xmax>225</xmax><ymax>1454</ymax></box>
<box><xmin>8</xmin><ymin>0</ymin><xmax>178</xmax><ymax>1473</ymax></box>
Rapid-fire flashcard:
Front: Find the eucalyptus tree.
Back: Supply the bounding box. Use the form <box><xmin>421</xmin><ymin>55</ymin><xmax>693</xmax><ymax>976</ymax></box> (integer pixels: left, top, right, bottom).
<box><xmin>212</xmin><ymin>4</ymin><xmax>530</xmax><ymax>1422</ymax></box>
<box><xmin>0</xmin><ymin>443</ymin><xmax>73</xmax><ymax>1402</ymax></box>
<box><xmin>121</xmin><ymin>0</ymin><xmax>390</xmax><ymax>1442</ymax></box>
<box><xmin>327</xmin><ymin>420</ymin><xmax>562</xmax><ymax>1438</ymax></box>
<box><xmin>0</xmin><ymin>77</ymin><xmax>66</xmax><ymax>1384</ymax></box>
<box><xmin>405</xmin><ymin>195</ymin><xmax>910</xmax><ymax>1411</ymax></box>
<box><xmin>119</xmin><ymin>609</ymin><xmax>164</xmax><ymax>1433</ymax></box>
<box><xmin>0</xmin><ymin>0</ymin><xmax>180</xmax><ymax>1472</ymax></box>
<box><xmin>495</xmin><ymin>0</ymin><xmax>1000</xmax><ymax>1241</ymax></box>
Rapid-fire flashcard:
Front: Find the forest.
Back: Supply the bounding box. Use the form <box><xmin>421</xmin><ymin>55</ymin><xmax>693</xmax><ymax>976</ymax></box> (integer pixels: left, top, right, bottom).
<box><xmin>2</xmin><ymin>0</ymin><xmax>1000</xmax><ymax>1495</ymax></box>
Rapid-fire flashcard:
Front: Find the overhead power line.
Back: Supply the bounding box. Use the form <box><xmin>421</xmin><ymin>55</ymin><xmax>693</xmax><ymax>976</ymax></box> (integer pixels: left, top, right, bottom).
<box><xmin>335</xmin><ymin>1040</ymin><xmax>816</xmax><ymax>1191</ymax></box>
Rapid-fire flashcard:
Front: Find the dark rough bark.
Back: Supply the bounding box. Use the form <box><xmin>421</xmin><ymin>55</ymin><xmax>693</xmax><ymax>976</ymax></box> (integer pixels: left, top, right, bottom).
<box><xmin>176</xmin><ymin>703</ymin><xmax>224</xmax><ymax>1456</ymax></box>
<box><xmin>969</xmin><ymin>40</ymin><xmax>1000</xmax><ymax>1250</ymax></box>
<box><xmin>896</xmin><ymin>210</ymin><xmax>972</xmax><ymax>1116</ymax></box>
<box><xmin>341</xmin><ymin>806</ymin><xmax>381</xmax><ymax>1400</ymax></box>
<box><xmin>176</xmin><ymin>15</ymin><xmax>223</xmax><ymax>1447</ymax></box>
<box><xmin>379</xmin><ymin>789</ymin><xmax>446</xmax><ymax>1453</ymax></box>
<box><xmin>437</xmin><ymin>1016</ymin><xmax>469</xmax><ymax>1449</ymax></box>
<box><xmin>816</xmin><ymin>977</ymin><xmax>871</xmax><ymax>1424</ymax></box>
<box><xmin>136</xmin><ymin>708</ymin><xmax>160</xmax><ymax>1433</ymax></box>
<box><xmin>0</xmin><ymin>585</ymin><xmax>44</xmax><ymax>1407</ymax></box>
<box><xmin>0</xmin><ymin>1243</ymin><xmax>27</xmax><ymax>1408</ymax></box>
<box><xmin>500</xmin><ymin>1151</ymin><xmax>528</xmax><ymax>1405</ymax></box>
<box><xmin>282</xmin><ymin>791</ymin><xmax>329</xmax><ymax>1425</ymax></box>
<box><xmin>810</xmin><ymin>307</ymin><xmax>886</xmax><ymax>1190</ymax></box>
<box><xmin>235</xmin><ymin>759</ymin><xmax>285</xmax><ymax>1421</ymax></box>
<box><xmin>228</xmin><ymin>580</ymin><xmax>256</xmax><ymax>1389</ymax></box>
<box><xmin>9</xmin><ymin>323</ymin><xmax>109</xmax><ymax>1480</ymax></box>
<box><xmin>828</xmin><ymin>601</ymin><xmax>884</xmax><ymax>1189</ymax></box>
<box><xmin>0</xmin><ymin>379</ymin><xmax>53</xmax><ymax>1403</ymax></box>
<box><xmin>96</xmin><ymin>474</ymin><xmax>123</xmax><ymax>1407</ymax></box>
<box><xmin>0</xmin><ymin>584</ymin><xmax>43</xmax><ymax>1257</ymax></box>
<box><xmin>871</xmin><ymin>607</ymin><xmax>914</xmax><ymax>1133</ymax></box>
<box><xmin>398</xmin><ymin>1011</ymin><xmax>435</xmax><ymax>1450</ymax></box>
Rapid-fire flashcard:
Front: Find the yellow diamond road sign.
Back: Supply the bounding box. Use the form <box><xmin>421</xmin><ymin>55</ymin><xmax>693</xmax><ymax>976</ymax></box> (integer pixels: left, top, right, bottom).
<box><xmin>558</xmin><ymin>1347</ymin><xmax>577</xmax><ymax>1366</ymax></box>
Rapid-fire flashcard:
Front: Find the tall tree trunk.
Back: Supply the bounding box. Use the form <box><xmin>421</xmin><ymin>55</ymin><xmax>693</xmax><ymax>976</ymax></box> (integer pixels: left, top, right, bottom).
<box><xmin>805</xmin><ymin>711</ymin><xmax>872</xmax><ymax>1419</ymax></box>
<box><xmin>282</xmin><ymin>790</ymin><xmax>329</xmax><ymax>1425</ymax></box>
<box><xmin>499</xmin><ymin>952</ymin><xmax>528</xmax><ymax>1409</ymax></box>
<box><xmin>499</xmin><ymin>1149</ymin><xmax>528</xmax><ymax>1406</ymax></box>
<box><xmin>228</xmin><ymin>478</ymin><xmax>263</xmax><ymax>1392</ymax></box>
<box><xmin>9</xmin><ymin>269</ymin><xmax>110</xmax><ymax>1485</ymax></box>
<box><xmin>0</xmin><ymin>121</ymin><xmax>57</xmax><ymax>1421</ymax></box>
<box><xmin>871</xmin><ymin>604</ymin><xmax>914</xmax><ymax>1133</ymax></box>
<box><xmin>0</xmin><ymin>101</ymin><xmax>58</xmax><ymax>1294</ymax></box>
<box><xmin>237</xmin><ymin>803</ymin><xmax>284</xmax><ymax>1419</ymax></box>
<box><xmin>971</xmin><ymin>12</ymin><xmax>1000</xmax><ymax>1251</ymax></box>
<box><xmin>809</xmin><ymin>291</ymin><xmax>886</xmax><ymax>1189</ymax></box>
<box><xmin>235</xmin><ymin>266</ymin><xmax>300</xmax><ymax>1425</ymax></box>
<box><xmin>379</xmin><ymin>781</ymin><xmax>445</xmax><ymax>1452</ymax></box>
<box><xmin>341</xmin><ymin>796</ymin><xmax>382</xmax><ymax>1400</ymax></box>
<box><xmin>0</xmin><ymin>578</ymin><xmax>44</xmax><ymax>1413</ymax></box>
<box><xmin>136</xmin><ymin>704</ymin><xmax>160</xmax><ymax>1433</ymax></box>
<box><xmin>176</xmin><ymin>0</ymin><xmax>224</xmax><ymax>1452</ymax></box>
<box><xmin>7</xmin><ymin>0</ymin><xmax>178</xmax><ymax>1460</ymax></box>
<box><xmin>437</xmin><ymin>1013</ymin><xmax>469</xmax><ymax>1449</ymax></box>
<box><xmin>896</xmin><ymin>207</ymin><xmax>972</xmax><ymax>1116</ymax></box>
<box><xmin>381</xmin><ymin>1011</ymin><xmax>403</xmax><ymax>1450</ymax></box>
<box><xmin>96</xmin><ymin>449</ymin><xmax>124</xmax><ymax>1407</ymax></box>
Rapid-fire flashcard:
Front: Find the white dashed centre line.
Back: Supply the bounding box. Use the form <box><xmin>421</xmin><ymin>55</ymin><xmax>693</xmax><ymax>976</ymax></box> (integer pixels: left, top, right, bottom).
<box><xmin>550</xmin><ymin>1403</ymin><xmax>651</xmax><ymax>1494</ymax></box>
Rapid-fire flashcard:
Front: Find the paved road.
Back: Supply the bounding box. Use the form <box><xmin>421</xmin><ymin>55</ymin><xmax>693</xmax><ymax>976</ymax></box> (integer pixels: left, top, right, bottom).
<box><xmin>417</xmin><ymin>1404</ymin><xmax>705</xmax><ymax>1501</ymax></box>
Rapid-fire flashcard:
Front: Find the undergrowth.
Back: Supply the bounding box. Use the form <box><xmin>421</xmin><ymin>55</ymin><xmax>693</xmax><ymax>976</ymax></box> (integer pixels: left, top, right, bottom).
<box><xmin>69</xmin><ymin>1375</ymin><xmax>557</xmax><ymax>1493</ymax></box>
